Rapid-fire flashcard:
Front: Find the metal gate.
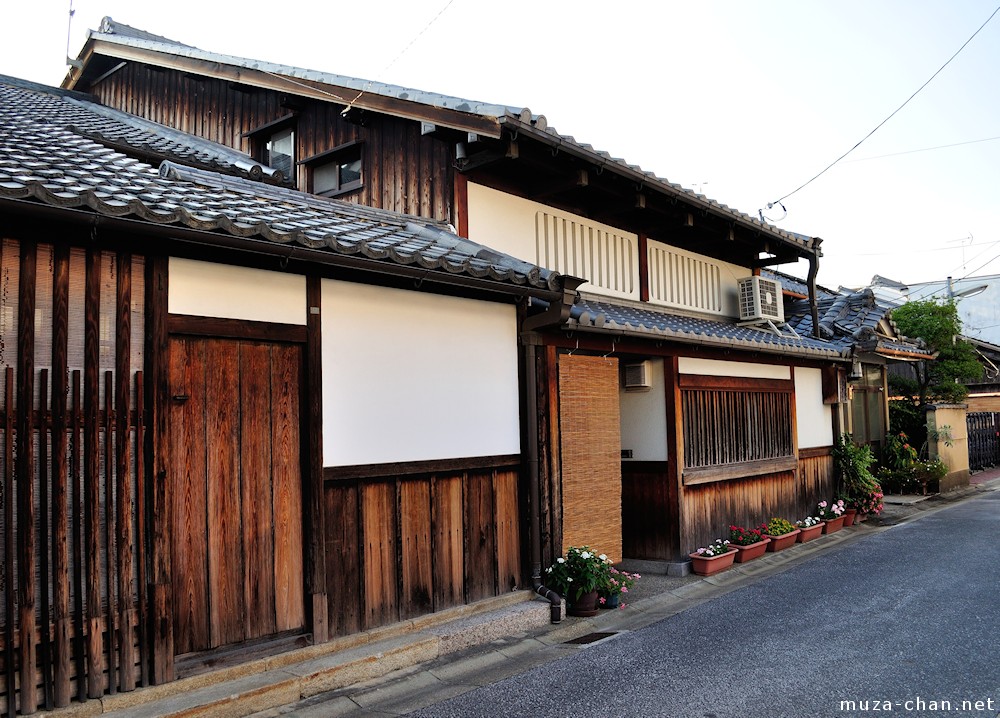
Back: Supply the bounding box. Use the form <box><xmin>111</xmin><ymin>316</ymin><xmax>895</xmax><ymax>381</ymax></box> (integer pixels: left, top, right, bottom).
<box><xmin>967</xmin><ymin>412</ymin><xmax>1000</xmax><ymax>472</ymax></box>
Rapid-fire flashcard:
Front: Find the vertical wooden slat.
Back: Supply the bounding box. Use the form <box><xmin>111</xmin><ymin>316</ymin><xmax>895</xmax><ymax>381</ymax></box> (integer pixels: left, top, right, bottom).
<box><xmin>38</xmin><ymin>370</ymin><xmax>54</xmax><ymax>711</ymax></box>
<box><xmin>324</xmin><ymin>481</ymin><xmax>360</xmax><ymax>637</ymax></box>
<box><xmin>115</xmin><ymin>254</ymin><xmax>135</xmax><ymax>692</ymax></box>
<box><xmin>239</xmin><ymin>343</ymin><xmax>275</xmax><ymax>641</ymax></box>
<box><xmin>205</xmin><ymin>340</ymin><xmax>243</xmax><ymax>648</ymax></box>
<box><xmin>70</xmin><ymin>370</ymin><xmax>84</xmax><ymax>702</ymax></box>
<box><xmin>464</xmin><ymin>471</ymin><xmax>496</xmax><ymax>603</ymax></box>
<box><xmin>431</xmin><ymin>476</ymin><xmax>463</xmax><ymax>610</ymax></box>
<box><xmin>84</xmin><ymin>248</ymin><xmax>103</xmax><ymax>699</ymax></box>
<box><xmin>399</xmin><ymin>480</ymin><xmax>432</xmax><ymax>619</ymax></box>
<box><xmin>103</xmin><ymin>370</ymin><xmax>117</xmax><ymax>694</ymax></box>
<box><xmin>361</xmin><ymin>481</ymin><xmax>397</xmax><ymax>629</ymax></box>
<box><xmin>17</xmin><ymin>242</ymin><xmax>38</xmax><ymax>714</ymax></box>
<box><xmin>494</xmin><ymin>469</ymin><xmax>520</xmax><ymax>593</ymax></box>
<box><xmin>146</xmin><ymin>256</ymin><xmax>173</xmax><ymax>683</ymax></box>
<box><xmin>3</xmin><ymin>367</ymin><xmax>15</xmax><ymax>718</ymax></box>
<box><xmin>271</xmin><ymin>344</ymin><xmax>304</xmax><ymax>633</ymax></box>
<box><xmin>51</xmin><ymin>244</ymin><xmax>71</xmax><ymax>707</ymax></box>
<box><xmin>168</xmin><ymin>338</ymin><xmax>209</xmax><ymax>655</ymax></box>
<box><xmin>133</xmin><ymin>371</ymin><xmax>148</xmax><ymax>688</ymax></box>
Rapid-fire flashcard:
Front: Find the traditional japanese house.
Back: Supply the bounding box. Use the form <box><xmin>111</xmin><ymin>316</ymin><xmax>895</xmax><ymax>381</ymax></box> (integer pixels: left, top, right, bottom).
<box><xmin>0</xmin><ymin>74</ymin><xmax>569</xmax><ymax>714</ymax></box>
<box><xmin>60</xmin><ymin>17</ymin><xmax>874</xmax><ymax>571</ymax></box>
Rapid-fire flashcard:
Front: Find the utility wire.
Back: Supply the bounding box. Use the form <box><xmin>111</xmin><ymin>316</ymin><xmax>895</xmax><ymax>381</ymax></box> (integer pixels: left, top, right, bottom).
<box><xmin>845</xmin><ymin>134</ymin><xmax>1000</xmax><ymax>163</ymax></box>
<box><xmin>765</xmin><ymin>3</ymin><xmax>1000</xmax><ymax>209</ymax></box>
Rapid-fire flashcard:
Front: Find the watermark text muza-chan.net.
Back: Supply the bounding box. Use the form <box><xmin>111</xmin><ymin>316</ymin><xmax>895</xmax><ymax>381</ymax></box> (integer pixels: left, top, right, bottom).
<box><xmin>839</xmin><ymin>698</ymin><xmax>997</xmax><ymax>713</ymax></box>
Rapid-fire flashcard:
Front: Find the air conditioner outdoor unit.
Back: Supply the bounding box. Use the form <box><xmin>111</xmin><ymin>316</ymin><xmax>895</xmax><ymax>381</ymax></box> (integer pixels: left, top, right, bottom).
<box><xmin>738</xmin><ymin>276</ymin><xmax>784</xmax><ymax>323</ymax></box>
<box><xmin>623</xmin><ymin>360</ymin><xmax>652</xmax><ymax>390</ymax></box>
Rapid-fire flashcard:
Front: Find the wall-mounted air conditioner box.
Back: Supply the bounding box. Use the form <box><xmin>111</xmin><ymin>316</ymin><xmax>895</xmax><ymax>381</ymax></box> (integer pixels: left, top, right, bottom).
<box><xmin>738</xmin><ymin>276</ymin><xmax>784</xmax><ymax>323</ymax></box>
<box><xmin>623</xmin><ymin>360</ymin><xmax>652</xmax><ymax>390</ymax></box>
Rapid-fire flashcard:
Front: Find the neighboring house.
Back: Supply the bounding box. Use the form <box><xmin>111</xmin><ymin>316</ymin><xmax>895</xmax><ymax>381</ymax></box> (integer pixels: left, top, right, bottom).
<box><xmin>0</xmin><ymin>75</ymin><xmax>566</xmax><ymax>713</ymax></box>
<box><xmin>777</xmin><ymin>273</ymin><xmax>934</xmax><ymax>450</ymax></box>
<box><xmin>870</xmin><ymin>273</ymin><xmax>1000</xmax><ymax>344</ymax></box>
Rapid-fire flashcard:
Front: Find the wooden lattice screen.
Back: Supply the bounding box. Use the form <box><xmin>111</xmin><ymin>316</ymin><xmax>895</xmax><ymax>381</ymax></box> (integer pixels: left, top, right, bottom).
<box><xmin>0</xmin><ymin>238</ymin><xmax>146</xmax><ymax>715</ymax></box>
<box><xmin>680</xmin><ymin>375</ymin><xmax>794</xmax><ymax>469</ymax></box>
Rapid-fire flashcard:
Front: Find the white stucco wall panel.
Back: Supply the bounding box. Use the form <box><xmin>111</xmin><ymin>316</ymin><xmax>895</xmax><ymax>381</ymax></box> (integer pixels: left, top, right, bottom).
<box><xmin>168</xmin><ymin>257</ymin><xmax>306</xmax><ymax>324</ymax></box>
<box><xmin>678</xmin><ymin>357</ymin><xmax>790</xmax><ymax>380</ymax></box>
<box><xmin>619</xmin><ymin>359</ymin><xmax>668</xmax><ymax>462</ymax></box>
<box><xmin>321</xmin><ymin>280</ymin><xmax>520</xmax><ymax>466</ymax></box>
<box><xmin>795</xmin><ymin>367</ymin><xmax>834</xmax><ymax>449</ymax></box>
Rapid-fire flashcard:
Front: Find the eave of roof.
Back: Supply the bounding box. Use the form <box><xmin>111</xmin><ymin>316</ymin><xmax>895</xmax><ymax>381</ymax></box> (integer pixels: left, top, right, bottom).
<box><xmin>565</xmin><ymin>296</ymin><xmax>848</xmax><ymax>360</ymax></box>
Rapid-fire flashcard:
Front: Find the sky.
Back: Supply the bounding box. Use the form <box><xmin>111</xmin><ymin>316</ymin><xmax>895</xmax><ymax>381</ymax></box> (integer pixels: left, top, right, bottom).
<box><xmin>2</xmin><ymin>1</ymin><xmax>999</xmax><ymax>291</ymax></box>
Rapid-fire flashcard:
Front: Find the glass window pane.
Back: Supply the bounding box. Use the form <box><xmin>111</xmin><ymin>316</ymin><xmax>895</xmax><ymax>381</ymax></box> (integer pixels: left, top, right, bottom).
<box><xmin>266</xmin><ymin>128</ymin><xmax>294</xmax><ymax>177</ymax></box>
<box><xmin>339</xmin><ymin>157</ymin><xmax>362</xmax><ymax>187</ymax></box>
<box><xmin>313</xmin><ymin>162</ymin><xmax>340</xmax><ymax>194</ymax></box>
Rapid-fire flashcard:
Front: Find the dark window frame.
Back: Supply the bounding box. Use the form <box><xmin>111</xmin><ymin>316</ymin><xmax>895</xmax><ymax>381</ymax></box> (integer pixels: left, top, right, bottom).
<box><xmin>301</xmin><ymin>140</ymin><xmax>364</xmax><ymax>197</ymax></box>
<box><xmin>244</xmin><ymin>113</ymin><xmax>298</xmax><ymax>186</ymax></box>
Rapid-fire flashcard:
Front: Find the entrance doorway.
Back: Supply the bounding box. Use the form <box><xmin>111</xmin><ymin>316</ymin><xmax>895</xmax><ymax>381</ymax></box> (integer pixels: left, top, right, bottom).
<box><xmin>168</xmin><ymin>336</ymin><xmax>305</xmax><ymax>654</ymax></box>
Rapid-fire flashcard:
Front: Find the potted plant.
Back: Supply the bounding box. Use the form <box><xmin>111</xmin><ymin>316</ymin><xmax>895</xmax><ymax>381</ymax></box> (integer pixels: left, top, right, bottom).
<box><xmin>545</xmin><ymin>546</ymin><xmax>611</xmax><ymax>617</ymax></box>
<box><xmin>818</xmin><ymin>499</ymin><xmax>847</xmax><ymax>534</ymax></box>
<box><xmin>727</xmin><ymin>523</ymin><xmax>770</xmax><ymax>563</ymax></box>
<box><xmin>763</xmin><ymin>517</ymin><xmax>800</xmax><ymax>552</ymax></box>
<box><xmin>795</xmin><ymin>515</ymin><xmax>825</xmax><ymax>543</ymax></box>
<box><xmin>599</xmin><ymin>566</ymin><xmax>640</xmax><ymax>609</ymax></box>
<box><xmin>689</xmin><ymin>538</ymin><xmax>737</xmax><ymax>576</ymax></box>
<box><xmin>854</xmin><ymin>484</ymin><xmax>885</xmax><ymax>518</ymax></box>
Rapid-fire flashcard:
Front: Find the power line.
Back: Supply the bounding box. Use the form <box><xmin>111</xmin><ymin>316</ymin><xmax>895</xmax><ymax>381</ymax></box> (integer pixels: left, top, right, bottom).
<box><xmin>845</xmin><ymin>135</ymin><xmax>1000</xmax><ymax>163</ymax></box>
<box><xmin>764</xmin><ymin>3</ymin><xmax>1000</xmax><ymax>209</ymax></box>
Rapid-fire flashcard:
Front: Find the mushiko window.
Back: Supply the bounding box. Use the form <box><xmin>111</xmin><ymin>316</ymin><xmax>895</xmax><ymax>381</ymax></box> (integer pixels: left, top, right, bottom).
<box><xmin>680</xmin><ymin>374</ymin><xmax>795</xmax><ymax>482</ymax></box>
<box><xmin>302</xmin><ymin>140</ymin><xmax>363</xmax><ymax>197</ymax></box>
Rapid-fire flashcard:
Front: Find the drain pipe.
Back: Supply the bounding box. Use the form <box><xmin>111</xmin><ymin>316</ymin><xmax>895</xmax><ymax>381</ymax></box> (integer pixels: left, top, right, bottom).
<box><xmin>807</xmin><ymin>238</ymin><xmax>823</xmax><ymax>339</ymax></box>
<box><xmin>525</xmin><ymin>340</ymin><xmax>562</xmax><ymax>624</ymax></box>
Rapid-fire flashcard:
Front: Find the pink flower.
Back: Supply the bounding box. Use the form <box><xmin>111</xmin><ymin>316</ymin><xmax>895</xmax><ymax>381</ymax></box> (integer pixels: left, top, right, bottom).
<box><xmin>599</xmin><ymin>596</ymin><xmax>606</xmax><ymax>604</ymax></box>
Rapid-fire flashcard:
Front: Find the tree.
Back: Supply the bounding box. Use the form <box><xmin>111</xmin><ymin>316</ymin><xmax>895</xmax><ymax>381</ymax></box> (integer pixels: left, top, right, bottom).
<box><xmin>889</xmin><ymin>299</ymin><xmax>982</xmax><ymax>406</ymax></box>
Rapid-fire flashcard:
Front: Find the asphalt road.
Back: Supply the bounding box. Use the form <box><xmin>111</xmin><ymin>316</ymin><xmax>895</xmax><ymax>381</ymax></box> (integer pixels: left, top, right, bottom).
<box><xmin>410</xmin><ymin>492</ymin><xmax>1000</xmax><ymax>718</ymax></box>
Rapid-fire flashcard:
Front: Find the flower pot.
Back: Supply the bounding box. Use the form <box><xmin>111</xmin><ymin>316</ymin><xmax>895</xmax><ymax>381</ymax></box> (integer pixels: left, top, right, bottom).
<box><xmin>567</xmin><ymin>590</ymin><xmax>600</xmax><ymax>617</ymax></box>
<box><xmin>843</xmin><ymin>508</ymin><xmax>857</xmax><ymax>527</ymax></box>
<box><xmin>823</xmin><ymin>516</ymin><xmax>846</xmax><ymax>534</ymax></box>
<box><xmin>730</xmin><ymin>538</ymin><xmax>770</xmax><ymax>563</ymax></box>
<box><xmin>764</xmin><ymin>529</ymin><xmax>800</xmax><ymax>552</ymax></box>
<box><xmin>600</xmin><ymin>593</ymin><xmax>620</xmax><ymax>609</ymax></box>
<box><xmin>796</xmin><ymin>522</ymin><xmax>825</xmax><ymax>542</ymax></box>
<box><xmin>688</xmin><ymin>549</ymin><xmax>737</xmax><ymax>576</ymax></box>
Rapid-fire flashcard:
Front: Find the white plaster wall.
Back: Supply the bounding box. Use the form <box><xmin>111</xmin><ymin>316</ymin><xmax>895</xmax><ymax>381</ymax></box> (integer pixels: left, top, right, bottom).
<box><xmin>466</xmin><ymin>182</ymin><xmax>640</xmax><ymax>300</ymax></box>
<box><xmin>619</xmin><ymin>358</ymin><xmax>668</xmax><ymax>461</ymax></box>
<box><xmin>168</xmin><ymin>257</ymin><xmax>306</xmax><ymax>324</ymax></box>
<box><xmin>321</xmin><ymin>280</ymin><xmax>520</xmax><ymax>466</ymax></box>
<box><xmin>678</xmin><ymin>357</ymin><xmax>791</xmax><ymax>380</ymax></box>
<box><xmin>645</xmin><ymin>239</ymin><xmax>751</xmax><ymax>317</ymax></box>
<box><xmin>795</xmin><ymin>366</ymin><xmax>834</xmax><ymax>449</ymax></box>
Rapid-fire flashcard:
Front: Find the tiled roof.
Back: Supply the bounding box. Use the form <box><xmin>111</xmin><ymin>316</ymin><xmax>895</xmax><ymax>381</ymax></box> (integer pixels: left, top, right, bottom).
<box><xmin>0</xmin><ymin>76</ymin><xmax>561</xmax><ymax>294</ymax></box>
<box><xmin>566</xmin><ymin>296</ymin><xmax>848</xmax><ymax>359</ymax></box>
<box><xmin>784</xmin><ymin>289</ymin><xmax>932</xmax><ymax>358</ymax></box>
<box><xmin>76</xmin><ymin>18</ymin><xmax>818</xmax><ymax>256</ymax></box>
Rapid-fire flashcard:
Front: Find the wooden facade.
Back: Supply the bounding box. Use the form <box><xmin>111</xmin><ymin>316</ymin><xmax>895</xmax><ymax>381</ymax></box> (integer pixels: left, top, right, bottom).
<box><xmin>88</xmin><ymin>64</ymin><xmax>455</xmax><ymax>224</ymax></box>
<box><xmin>0</xmin><ymin>216</ymin><xmax>527</xmax><ymax>713</ymax></box>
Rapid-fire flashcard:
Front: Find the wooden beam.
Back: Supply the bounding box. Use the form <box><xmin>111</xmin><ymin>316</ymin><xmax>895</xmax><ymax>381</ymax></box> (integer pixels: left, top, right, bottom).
<box><xmin>305</xmin><ymin>276</ymin><xmax>328</xmax><ymax>643</ymax></box>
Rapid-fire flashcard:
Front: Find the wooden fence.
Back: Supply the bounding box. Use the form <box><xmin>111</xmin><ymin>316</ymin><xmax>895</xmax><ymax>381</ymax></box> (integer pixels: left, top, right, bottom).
<box><xmin>967</xmin><ymin>412</ymin><xmax>1000</xmax><ymax>472</ymax></box>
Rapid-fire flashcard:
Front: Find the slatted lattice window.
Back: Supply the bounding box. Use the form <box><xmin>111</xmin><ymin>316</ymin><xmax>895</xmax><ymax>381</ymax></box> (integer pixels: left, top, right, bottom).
<box><xmin>647</xmin><ymin>242</ymin><xmax>723</xmax><ymax>314</ymax></box>
<box><xmin>535</xmin><ymin>212</ymin><xmax>638</xmax><ymax>300</ymax></box>
<box><xmin>681</xmin><ymin>375</ymin><xmax>793</xmax><ymax>469</ymax></box>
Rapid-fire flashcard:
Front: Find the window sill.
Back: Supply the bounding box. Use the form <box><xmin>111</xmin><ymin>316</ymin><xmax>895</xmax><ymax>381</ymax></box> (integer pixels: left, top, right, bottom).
<box><xmin>682</xmin><ymin>456</ymin><xmax>797</xmax><ymax>485</ymax></box>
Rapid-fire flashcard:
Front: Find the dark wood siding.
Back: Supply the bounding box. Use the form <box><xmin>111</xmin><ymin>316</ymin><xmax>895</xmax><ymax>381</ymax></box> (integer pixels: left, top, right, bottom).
<box><xmin>322</xmin><ymin>459</ymin><xmax>521</xmax><ymax>637</ymax></box>
<box><xmin>90</xmin><ymin>65</ymin><xmax>455</xmax><ymax>224</ymax></box>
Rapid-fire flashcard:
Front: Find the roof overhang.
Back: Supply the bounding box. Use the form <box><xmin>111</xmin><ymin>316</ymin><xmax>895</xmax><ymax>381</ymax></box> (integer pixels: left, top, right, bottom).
<box><xmin>64</xmin><ymin>37</ymin><xmax>505</xmax><ymax>138</ymax></box>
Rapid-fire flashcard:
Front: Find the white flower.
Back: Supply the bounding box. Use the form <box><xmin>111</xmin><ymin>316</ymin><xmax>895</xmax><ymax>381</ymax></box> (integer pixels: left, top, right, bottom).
<box><xmin>581</xmin><ymin>551</ymin><xmax>591</xmax><ymax>559</ymax></box>
<box><xmin>556</xmin><ymin>557</ymin><xmax>565</xmax><ymax>564</ymax></box>
<box><xmin>599</xmin><ymin>554</ymin><xmax>607</xmax><ymax>561</ymax></box>
<box><xmin>567</xmin><ymin>577</ymin><xmax>573</xmax><ymax>582</ymax></box>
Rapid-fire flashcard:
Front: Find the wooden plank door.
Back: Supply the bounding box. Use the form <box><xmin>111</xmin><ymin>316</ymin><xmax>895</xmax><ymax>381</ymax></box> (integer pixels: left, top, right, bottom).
<box><xmin>169</xmin><ymin>336</ymin><xmax>305</xmax><ymax>655</ymax></box>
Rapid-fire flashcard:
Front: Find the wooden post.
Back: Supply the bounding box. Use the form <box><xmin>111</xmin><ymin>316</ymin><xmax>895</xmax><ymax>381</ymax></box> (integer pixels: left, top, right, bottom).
<box><xmin>84</xmin><ymin>248</ymin><xmax>104</xmax><ymax>699</ymax></box>
<box><xmin>3</xmin><ymin>368</ymin><xmax>15</xmax><ymax>718</ymax></box>
<box><xmin>17</xmin><ymin>241</ymin><xmax>38</xmax><ymax>715</ymax></box>
<box><xmin>51</xmin><ymin>243</ymin><xmax>72</xmax><ymax>707</ymax></box>
<box><xmin>305</xmin><ymin>276</ymin><xmax>327</xmax><ymax>642</ymax></box>
<box><xmin>146</xmin><ymin>256</ymin><xmax>174</xmax><ymax>684</ymax></box>
<box><xmin>115</xmin><ymin>254</ymin><xmax>136</xmax><ymax>691</ymax></box>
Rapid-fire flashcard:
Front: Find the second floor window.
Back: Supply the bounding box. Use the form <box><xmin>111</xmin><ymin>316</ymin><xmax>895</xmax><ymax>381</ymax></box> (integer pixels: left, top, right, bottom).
<box><xmin>265</xmin><ymin>127</ymin><xmax>295</xmax><ymax>179</ymax></box>
<box><xmin>304</xmin><ymin>141</ymin><xmax>364</xmax><ymax>197</ymax></box>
